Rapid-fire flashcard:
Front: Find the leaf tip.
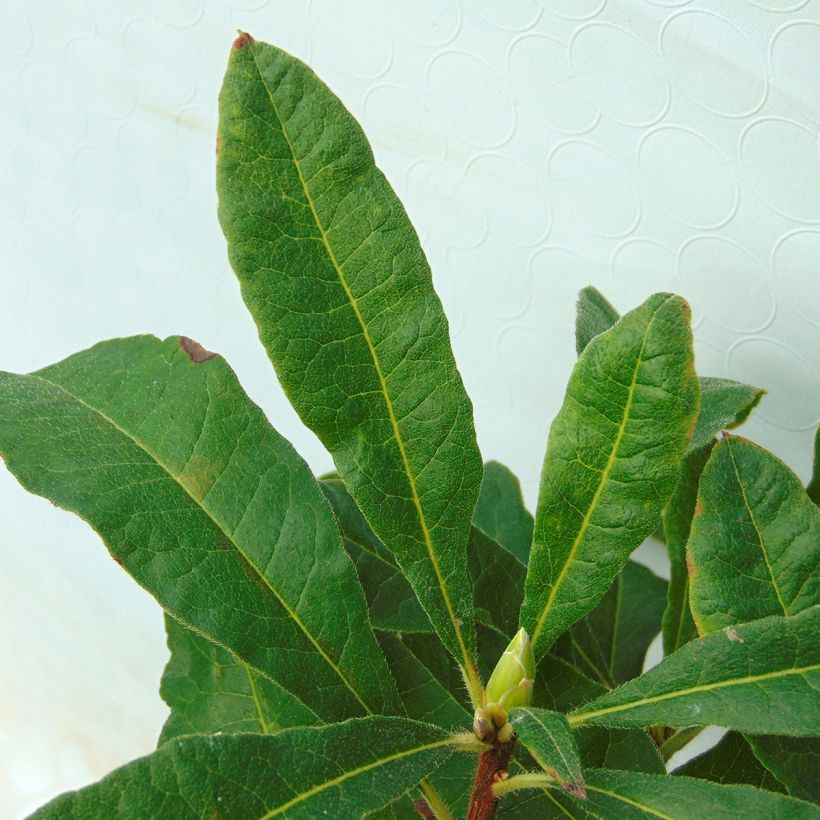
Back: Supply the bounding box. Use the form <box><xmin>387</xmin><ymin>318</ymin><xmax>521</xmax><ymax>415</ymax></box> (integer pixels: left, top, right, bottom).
<box><xmin>179</xmin><ymin>336</ymin><xmax>217</xmax><ymax>363</ymax></box>
<box><xmin>233</xmin><ymin>31</ymin><xmax>254</xmax><ymax>49</ymax></box>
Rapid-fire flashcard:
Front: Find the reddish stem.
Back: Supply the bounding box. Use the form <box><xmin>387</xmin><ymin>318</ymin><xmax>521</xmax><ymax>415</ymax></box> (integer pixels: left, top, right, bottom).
<box><xmin>466</xmin><ymin>738</ymin><xmax>517</xmax><ymax>820</ymax></box>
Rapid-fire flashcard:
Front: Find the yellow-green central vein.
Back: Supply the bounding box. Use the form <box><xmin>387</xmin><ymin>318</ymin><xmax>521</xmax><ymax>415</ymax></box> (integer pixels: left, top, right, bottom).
<box><xmin>531</xmin><ymin>298</ymin><xmax>670</xmax><ymax>649</ymax></box>
<box><xmin>246</xmin><ymin>46</ymin><xmax>481</xmax><ymax>703</ymax></box>
<box><xmin>258</xmin><ymin>736</ymin><xmax>456</xmax><ymax>819</ymax></box>
<box><xmin>34</xmin><ymin>370</ymin><xmax>372</xmax><ymax>716</ymax></box>
<box><xmin>568</xmin><ymin>662</ymin><xmax>819</xmax><ymax>726</ymax></box>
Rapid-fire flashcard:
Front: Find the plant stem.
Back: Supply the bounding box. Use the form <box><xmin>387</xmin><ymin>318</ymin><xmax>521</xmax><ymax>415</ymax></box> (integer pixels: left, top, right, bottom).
<box><xmin>659</xmin><ymin>726</ymin><xmax>704</xmax><ymax>760</ymax></box>
<box><xmin>492</xmin><ymin>772</ymin><xmax>555</xmax><ymax>798</ymax></box>
<box><xmin>465</xmin><ymin>737</ymin><xmax>517</xmax><ymax>820</ymax></box>
<box><xmin>418</xmin><ymin>779</ymin><xmax>452</xmax><ymax>820</ymax></box>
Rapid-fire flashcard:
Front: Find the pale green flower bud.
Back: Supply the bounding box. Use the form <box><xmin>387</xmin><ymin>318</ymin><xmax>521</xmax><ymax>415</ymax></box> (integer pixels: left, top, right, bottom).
<box><xmin>485</xmin><ymin>628</ymin><xmax>535</xmax><ymax>711</ymax></box>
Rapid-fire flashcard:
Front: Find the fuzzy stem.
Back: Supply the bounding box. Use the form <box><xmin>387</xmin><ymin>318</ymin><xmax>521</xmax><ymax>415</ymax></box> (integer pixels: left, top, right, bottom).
<box><xmin>418</xmin><ymin>779</ymin><xmax>452</xmax><ymax>820</ymax></box>
<box><xmin>492</xmin><ymin>772</ymin><xmax>555</xmax><ymax>798</ymax></box>
<box><xmin>465</xmin><ymin>737</ymin><xmax>517</xmax><ymax>820</ymax></box>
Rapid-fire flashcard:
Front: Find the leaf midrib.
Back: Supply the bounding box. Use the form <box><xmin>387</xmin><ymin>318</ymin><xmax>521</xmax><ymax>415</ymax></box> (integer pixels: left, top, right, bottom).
<box><xmin>31</xmin><ymin>368</ymin><xmax>371</xmax><ymax>715</ymax></box>
<box><xmin>567</xmin><ymin>662</ymin><xmax>819</xmax><ymax>727</ymax></box>
<box><xmin>245</xmin><ymin>45</ymin><xmax>478</xmax><ymax>695</ymax></box>
<box><xmin>725</xmin><ymin>438</ymin><xmax>789</xmax><ymax>615</ymax></box>
<box><xmin>586</xmin><ymin>782</ymin><xmax>674</xmax><ymax>819</ymax></box>
<box><xmin>531</xmin><ymin>297</ymin><xmax>672</xmax><ymax>650</ymax></box>
<box><xmin>258</xmin><ymin>735</ymin><xmax>455</xmax><ymax>818</ymax></box>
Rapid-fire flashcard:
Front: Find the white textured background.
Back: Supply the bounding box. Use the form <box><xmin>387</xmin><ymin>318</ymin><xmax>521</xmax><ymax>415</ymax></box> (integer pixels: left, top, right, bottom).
<box><xmin>1</xmin><ymin>1</ymin><xmax>818</xmax><ymax>816</ymax></box>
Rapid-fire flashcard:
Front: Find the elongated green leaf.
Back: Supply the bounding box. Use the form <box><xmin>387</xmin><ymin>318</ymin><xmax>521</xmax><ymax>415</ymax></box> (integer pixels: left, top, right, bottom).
<box><xmin>557</xmin><ymin>561</ymin><xmax>666</xmax><ymax>689</ymax></box>
<box><xmin>160</xmin><ymin>616</ymin><xmax>320</xmax><ymax>743</ymax></box>
<box><xmin>474</xmin><ymin>461</ymin><xmax>534</xmax><ymax>565</ymax></box>
<box><xmin>672</xmin><ymin>731</ymin><xmax>785</xmax><ymax>791</ymax></box>
<box><xmin>661</xmin><ymin>443</ymin><xmax>713</xmax><ymax>655</ymax></box>
<box><xmin>569</xmin><ymin>608</ymin><xmax>820</xmax><ymax>734</ymax></box>
<box><xmin>33</xmin><ymin>718</ymin><xmax>454</xmax><ymax>819</ymax></box>
<box><xmin>575</xmin><ymin>285</ymin><xmax>619</xmax><ymax>355</ymax></box>
<box><xmin>510</xmin><ymin>708</ymin><xmax>586</xmax><ymax>796</ymax></box>
<box><xmin>217</xmin><ymin>35</ymin><xmax>482</xmax><ymax>698</ymax></box>
<box><xmin>470</xmin><ymin>527</ymin><xmax>526</xmax><ymax>638</ymax></box>
<box><xmin>321</xmin><ymin>479</ymin><xmax>430</xmax><ymax>634</ymax></box>
<box><xmin>687</xmin><ymin>377</ymin><xmax>765</xmax><ymax>452</ymax></box>
<box><xmin>689</xmin><ymin>436</ymin><xmax>820</xmax><ymax>634</ymax></box>
<box><xmin>581</xmin><ymin>769</ymin><xmax>818</xmax><ymax>819</ymax></box>
<box><xmin>748</xmin><ymin>735</ymin><xmax>820</xmax><ymax>803</ymax></box>
<box><xmin>522</xmin><ymin>293</ymin><xmax>699</xmax><ymax>657</ymax></box>
<box><xmin>809</xmin><ymin>424</ymin><xmax>820</xmax><ymax>505</ymax></box>
<box><xmin>0</xmin><ymin>336</ymin><xmax>398</xmax><ymax>721</ymax></box>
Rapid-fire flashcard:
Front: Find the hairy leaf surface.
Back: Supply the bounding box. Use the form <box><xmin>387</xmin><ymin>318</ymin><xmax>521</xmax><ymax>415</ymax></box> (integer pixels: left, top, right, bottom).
<box><xmin>474</xmin><ymin>460</ymin><xmax>534</xmax><ymax>565</ymax></box>
<box><xmin>522</xmin><ymin>293</ymin><xmax>699</xmax><ymax>657</ymax></box>
<box><xmin>510</xmin><ymin>708</ymin><xmax>586</xmax><ymax>796</ymax></box>
<box><xmin>687</xmin><ymin>378</ymin><xmax>765</xmax><ymax>452</ymax></box>
<box><xmin>689</xmin><ymin>436</ymin><xmax>820</xmax><ymax>634</ymax></box>
<box><xmin>569</xmin><ymin>608</ymin><xmax>820</xmax><ymax>734</ymax></box>
<box><xmin>160</xmin><ymin>617</ymin><xmax>320</xmax><ymax>743</ymax></box>
<box><xmin>809</xmin><ymin>423</ymin><xmax>820</xmax><ymax>505</ymax></box>
<box><xmin>575</xmin><ymin>285</ymin><xmax>619</xmax><ymax>355</ymax></box>
<box><xmin>581</xmin><ymin>769</ymin><xmax>817</xmax><ymax>819</ymax></box>
<box><xmin>0</xmin><ymin>336</ymin><xmax>398</xmax><ymax>721</ymax></box>
<box><xmin>217</xmin><ymin>35</ymin><xmax>482</xmax><ymax>696</ymax></box>
<box><xmin>33</xmin><ymin>718</ymin><xmax>454</xmax><ymax>819</ymax></box>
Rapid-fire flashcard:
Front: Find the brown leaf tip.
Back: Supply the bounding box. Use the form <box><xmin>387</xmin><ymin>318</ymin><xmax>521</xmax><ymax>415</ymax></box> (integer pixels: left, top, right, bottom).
<box><xmin>180</xmin><ymin>336</ymin><xmax>216</xmax><ymax>363</ymax></box>
<box><xmin>562</xmin><ymin>780</ymin><xmax>587</xmax><ymax>800</ymax></box>
<box><xmin>233</xmin><ymin>31</ymin><xmax>254</xmax><ymax>49</ymax></box>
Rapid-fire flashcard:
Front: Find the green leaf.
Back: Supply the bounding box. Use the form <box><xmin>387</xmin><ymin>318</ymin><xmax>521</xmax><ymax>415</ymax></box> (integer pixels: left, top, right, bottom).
<box><xmin>474</xmin><ymin>461</ymin><xmax>534</xmax><ymax>565</ymax></box>
<box><xmin>217</xmin><ymin>35</ymin><xmax>482</xmax><ymax>699</ymax></box>
<box><xmin>688</xmin><ymin>436</ymin><xmax>820</xmax><ymax>634</ymax></box>
<box><xmin>0</xmin><ymin>336</ymin><xmax>398</xmax><ymax>721</ymax></box>
<box><xmin>808</xmin><ymin>423</ymin><xmax>820</xmax><ymax>505</ymax></box>
<box><xmin>661</xmin><ymin>443</ymin><xmax>713</xmax><ymax>655</ymax></box>
<box><xmin>321</xmin><ymin>479</ymin><xmax>430</xmax><ymax>634</ymax></box>
<box><xmin>687</xmin><ymin>377</ymin><xmax>765</xmax><ymax>452</ymax></box>
<box><xmin>469</xmin><ymin>527</ymin><xmax>526</xmax><ymax>638</ymax></box>
<box><xmin>581</xmin><ymin>768</ymin><xmax>818</xmax><ymax>819</ymax></box>
<box><xmin>575</xmin><ymin>285</ymin><xmax>619</xmax><ymax>355</ymax></box>
<box><xmin>569</xmin><ymin>608</ymin><xmax>820</xmax><ymax>735</ymax></box>
<box><xmin>522</xmin><ymin>293</ymin><xmax>699</xmax><ymax>657</ymax></box>
<box><xmin>673</xmin><ymin>732</ymin><xmax>785</xmax><ymax>791</ymax></box>
<box><xmin>557</xmin><ymin>561</ymin><xmax>667</xmax><ymax>689</ymax></box>
<box><xmin>510</xmin><ymin>708</ymin><xmax>586</xmax><ymax>796</ymax></box>
<box><xmin>159</xmin><ymin>616</ymin><xmax>320</xmax><ymax>743</ymax></box>
<box><xmin>33</xmin><ymin>717</ymin><xmax>455</xmax><ymax>819</ymax></box>
<box><xmin>748</xmin><ymin>735</ymin><xmax>820</xmax><ymax>803</ymax></box>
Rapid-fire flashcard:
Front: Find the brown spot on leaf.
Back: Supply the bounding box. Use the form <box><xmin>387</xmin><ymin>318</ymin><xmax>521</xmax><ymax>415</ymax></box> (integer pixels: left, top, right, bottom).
<box><xmin>562</xmin><ymin>780</ymin><xmax>587</xmax><ymax>800</ymax></box>
<box><xmin>686</xmin><ymin>551</ymin><xmax>696</xmax><ymax>579</ymax></box>
<box><xmin>724</xmin><ymin>626</ymin><xmax>744</xmax><ymax>643</ymax></box>
<box><xmin>180</xmin><ymin>336</ymin><xmax>216</xmax><ymax>363</ymax></box>
<box><xmin>113</xmin><ymin>556</ymin><xmax>123</xmax><ymax>566</ymax></box>
<box><xmin>694</xmin><ymin>499</ymin><xmax>704</xmax><ymax>517</ymax></box>
<box><xmin>233</xmin><ymin>31</ymin><xmax>254</xmax><ymax>49</ymax></box>
<box><xmin>215</xmin><ymin>134</ymin><xmax>220</xmax><ymax>155</ymax></box>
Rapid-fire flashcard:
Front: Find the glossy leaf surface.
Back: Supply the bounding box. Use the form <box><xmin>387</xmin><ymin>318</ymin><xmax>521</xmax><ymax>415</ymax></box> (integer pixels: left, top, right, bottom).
<box><xmin>689</xmin><ymin>436</ymin><xmax>820</xmax><ymax>634</ymax></box>
<box><xmin>569</xmin><ymin>608</ymin><xmax>820</xmax><ymax>735</ymax></box>
<box><xmin>522</xmin><ymin>293</ymin><xmax>699</xmax><ymax>657</ymax></box>
<box><xmin>474</xmin><ymin>460</ymin><xmax>533</xmax><ymax>565</ymax></box>
<box><xmin>748</xmin><ymin>735</ymin><xmax>820</xmax><ymax>803</ymax></box>
<box><xmin>217</xmin><ymin>35</ymin><xmax>482</xmax><ymax>695</ymax></box>
<box><xmin>0</xmin><ymin>336</ymin><xmax>398</xmax><ymax>721</ymax></box>
<box><xmin>581</xmin><ymin>769</ymin><xmax>818</xmax><ymax>819</ymax></box>
<box><xmin>160</xmin><ymin>617</ymin><xmax>319</xmax><ymax>743</ymax></box>
<box><xmin>33</xmin><ymin>718</ymin><xmax>454</xmax><ymax>819</ymax></box>
<box><xmin>558</xmin><ymin>561</ymin><xmax>666</xmax><ymax>689</ymax></box>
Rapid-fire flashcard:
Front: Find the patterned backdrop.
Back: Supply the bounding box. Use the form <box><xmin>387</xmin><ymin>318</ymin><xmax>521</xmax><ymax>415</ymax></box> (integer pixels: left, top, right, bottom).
<box><xmin>0</xmin><ymin>1</ymin><xmax>817</xmax><ymax>816</ymax></box>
